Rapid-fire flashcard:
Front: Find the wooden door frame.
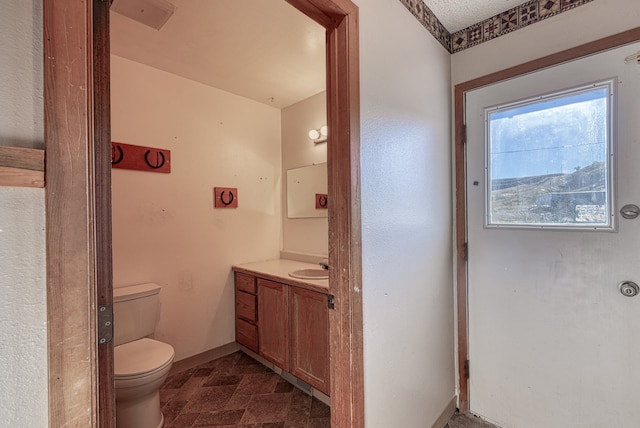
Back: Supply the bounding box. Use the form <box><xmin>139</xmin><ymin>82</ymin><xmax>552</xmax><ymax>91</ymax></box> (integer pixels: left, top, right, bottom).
<box><xmin>45</xmin><ymin>0</ymin><xmax>114</xmax><ymax>426</ymax></box>
<box><xmin>284</xmin><ymin>1</ymin><xmax>364</xmax><ymax>426</ymax></box>
<box><xmin>455</xmin><ymin>27</ymin><xmax>640</xmax><ymax>413</ymax></box>
<box><xmin>44</xmin><ymin>0</ymin><xmax>363</xmax><ymax>426</ymax></box>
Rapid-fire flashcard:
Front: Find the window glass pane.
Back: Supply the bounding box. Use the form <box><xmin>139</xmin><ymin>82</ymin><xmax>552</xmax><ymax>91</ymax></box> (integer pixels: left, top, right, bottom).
<box><xmin>486</xmin><ymin>82</ymin><xmax>612</xmax><ymax>228</ymax></box>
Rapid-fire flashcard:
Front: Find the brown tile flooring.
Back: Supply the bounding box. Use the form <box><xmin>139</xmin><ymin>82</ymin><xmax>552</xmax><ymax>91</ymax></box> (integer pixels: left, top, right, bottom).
<box><xmin>160</xmin><ymin>350</ymin><xmax>499</xmax><ymax>428</ymax></box>
<box><xmin>159</xmin><ymin>351</ymin><xmax>330</xmax><ymax>428</ymax></box>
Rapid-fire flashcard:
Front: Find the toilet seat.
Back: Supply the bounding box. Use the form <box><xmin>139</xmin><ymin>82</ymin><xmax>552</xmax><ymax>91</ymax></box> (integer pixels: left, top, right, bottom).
<box><xmin>115</xmin><ymin>338</ymin><xmax>175</xmax><ymax>380</ymax></box>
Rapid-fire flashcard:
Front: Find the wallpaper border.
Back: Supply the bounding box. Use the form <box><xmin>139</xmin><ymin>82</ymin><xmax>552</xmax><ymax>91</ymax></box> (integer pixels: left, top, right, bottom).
<box><xmin>398</xmin><ymin>0</ymin><xmax>596</xmax><ymax>53</ymax></box>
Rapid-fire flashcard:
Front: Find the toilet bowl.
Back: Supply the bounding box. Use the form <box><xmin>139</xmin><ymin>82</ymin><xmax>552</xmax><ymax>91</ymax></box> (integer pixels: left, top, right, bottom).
<box><xmin>115</xmin><ymin>338</ymin><xmax>175</xmax><ymax>428</ymax></box>
<box><xmin>113</xmin><ymin>283</ymin><xmax>175</xmax><ymax>428</ymax></box>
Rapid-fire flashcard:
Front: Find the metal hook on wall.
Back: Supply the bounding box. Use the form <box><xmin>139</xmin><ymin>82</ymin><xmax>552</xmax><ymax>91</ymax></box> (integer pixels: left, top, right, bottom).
<box><xmin>144</xmin><ymin>150</ymin><xmax>166</xmax><ymax>169</ymax></box>
<box><xmin>111</xmin><ymin>144</ymin><xmax>124</xmax><ymax>165</ymax></box>
<box><xmin>220</xmin><ymin>190</ymin><xmax>234</xmax><ymax>206</ymax></box>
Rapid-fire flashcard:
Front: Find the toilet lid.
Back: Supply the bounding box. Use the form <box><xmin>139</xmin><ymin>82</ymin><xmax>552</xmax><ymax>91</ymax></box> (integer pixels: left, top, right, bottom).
<box><xmin>115</xmin><ymin>338</ymin><xmax>175</xmax><ymax>377</ymax></box>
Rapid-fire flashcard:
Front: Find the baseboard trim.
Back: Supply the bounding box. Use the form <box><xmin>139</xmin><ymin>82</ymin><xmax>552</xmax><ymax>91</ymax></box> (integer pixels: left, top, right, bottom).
<box><xmin>169</xmin><ymin>342</ymin><xmax>240</xmax><ymax>376</ymax></box>
<box><xmin>431</xmin><ymin>395</ymin><xmax>458</xmax><ymax>428</ymax></box>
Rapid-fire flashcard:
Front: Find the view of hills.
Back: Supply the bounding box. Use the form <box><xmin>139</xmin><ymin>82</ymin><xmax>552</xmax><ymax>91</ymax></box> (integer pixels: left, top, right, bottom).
<box><xmin>490</xmin><ymin>161</ymin><xmax>607</xmax><ymax>224</ymax></box>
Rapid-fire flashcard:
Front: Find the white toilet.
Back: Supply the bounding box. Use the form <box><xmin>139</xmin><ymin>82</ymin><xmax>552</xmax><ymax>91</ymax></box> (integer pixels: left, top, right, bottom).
<box><xmin>114</xmin><ymin>283</ymin><xmax>175</xmax><ymax>428</ymax></box>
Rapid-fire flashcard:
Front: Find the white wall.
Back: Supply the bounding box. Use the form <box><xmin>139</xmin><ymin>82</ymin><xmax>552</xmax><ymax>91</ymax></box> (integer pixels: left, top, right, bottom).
<box><xmin>281</xmin><ymin>91</ymin><xmax>328</xmax><ymax>256</ymax></box>
<box><xmin>0</xmin><ymin>188</ymin><xmax>47</xmax><ymax>425</ymax></box>
<box><xmin>0</xmin><ymin>1</ymin><xmax>48</xmax><ymax>426</ymax></box>
<box><xmin>0</xmin><ymin>1</ymin><xmax>43</xmax><ymax>149</ymax></box>
<box><xmin>358</xmin><ymin>0</ymin><xmax>455</xmax><ymax>426</ymax></box>
<box><xmin>111</xmin><ymin>55</ymin><xmax>282</xmax><ymax>361</ymax></box>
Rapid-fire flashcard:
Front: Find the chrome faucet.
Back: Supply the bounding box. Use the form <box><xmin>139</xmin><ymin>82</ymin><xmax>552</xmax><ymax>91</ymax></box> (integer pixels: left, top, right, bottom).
<box><xmin>319</xmin><ymin>258</ymin><xmax>329</xmax><ymax>270</ymax></box>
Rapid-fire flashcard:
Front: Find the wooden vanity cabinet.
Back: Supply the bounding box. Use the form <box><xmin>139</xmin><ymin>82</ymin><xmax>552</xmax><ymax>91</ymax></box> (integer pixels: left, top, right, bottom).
<box><xmin>289</xmin><ymin>286</ymin><xmax>330</xmax><ymax>395</ymax></box>
<box><xmin>234</xmin><ymin>272</ymin><xmax>258</xmax><ymax>352</ymax></box>
<box><xmin>233</xmin><ymin>270</ymin><xmax>329</xmax><ymax>395</ymax></box>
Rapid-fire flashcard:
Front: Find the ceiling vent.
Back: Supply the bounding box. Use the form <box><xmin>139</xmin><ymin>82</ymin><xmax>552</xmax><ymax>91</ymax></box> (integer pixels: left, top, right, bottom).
<box><xmin>111</xmin><ymin>0</ymin><xmax>176</xmax><ymax>31</ymax></box>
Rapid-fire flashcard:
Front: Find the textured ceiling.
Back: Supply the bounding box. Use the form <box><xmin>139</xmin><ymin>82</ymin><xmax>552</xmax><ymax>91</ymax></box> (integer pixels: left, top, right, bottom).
<box><xmin>423</xmin><ymin>0</ymin><xmax>530</xmax><ymax>32</ymax></box>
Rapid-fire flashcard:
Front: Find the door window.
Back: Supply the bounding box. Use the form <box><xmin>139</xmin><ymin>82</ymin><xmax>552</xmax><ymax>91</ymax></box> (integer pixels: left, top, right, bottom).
<box><xmin>485</xmin><ymin>80</ymin><xmax>614</xmax><ymax>229</ymax></box>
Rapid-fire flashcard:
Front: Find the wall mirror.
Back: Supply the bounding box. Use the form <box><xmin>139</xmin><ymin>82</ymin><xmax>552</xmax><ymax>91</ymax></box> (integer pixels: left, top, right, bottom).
<box><xmin>286</xmin><ymin>162</ymin><xmax>328</xmax><ymax>218</ymax></box>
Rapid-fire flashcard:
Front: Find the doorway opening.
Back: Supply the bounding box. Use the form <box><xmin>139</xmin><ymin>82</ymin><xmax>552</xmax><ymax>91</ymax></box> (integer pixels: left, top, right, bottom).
<box><xmin>44</xmin><ymin>0</ymin><xmax>363</xmax><ymax>426</ymax></box>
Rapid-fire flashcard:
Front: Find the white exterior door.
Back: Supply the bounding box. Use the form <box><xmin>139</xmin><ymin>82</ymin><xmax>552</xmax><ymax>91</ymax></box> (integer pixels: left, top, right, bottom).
<box><xmin>465</xmin><ymin>42</ymin><xmax>640</xmax><ymax>428</ymax></box>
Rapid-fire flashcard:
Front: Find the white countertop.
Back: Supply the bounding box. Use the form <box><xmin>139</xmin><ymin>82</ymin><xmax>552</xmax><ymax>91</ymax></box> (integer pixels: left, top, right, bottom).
<box><xmin>232</xmin><ymin>258</ymin><xmax>329</xmax><ymax>293</ymax></box>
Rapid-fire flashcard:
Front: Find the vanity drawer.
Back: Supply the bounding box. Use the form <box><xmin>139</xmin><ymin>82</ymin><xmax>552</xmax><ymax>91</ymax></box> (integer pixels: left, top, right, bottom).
<box><xmin>236</xmin><ymin>290</ymin><xmax>257</xmax><ymax>322</ymax></box>
<box><xmin>235</xmin><ymin>272</ymin><xmax>256</xmax><ymax>294</ymax></box>
<box><xmin>236</xmin><ymin>318</ymin><xmax>258</xmax><ymax>352</ymax></box>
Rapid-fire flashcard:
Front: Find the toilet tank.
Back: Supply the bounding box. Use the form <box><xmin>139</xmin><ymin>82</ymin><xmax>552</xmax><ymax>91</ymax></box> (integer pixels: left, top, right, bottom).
<box><xmin>113</xmin><ymin>283</ymin><xmax>162</xmax><ymax>347</ymax></box>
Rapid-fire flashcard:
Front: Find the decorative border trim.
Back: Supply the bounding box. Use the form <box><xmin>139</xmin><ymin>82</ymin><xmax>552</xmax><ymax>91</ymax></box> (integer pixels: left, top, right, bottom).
<box><xmin>451</xmin><ymin>0</ymin><xmax>595</xmax><ymax>52</ymax></box>
<box><xmin>399</xmin><ymin>0</ymin><xmax>596</xmax><ymax>53</ymax></box>
<box><xmin>398</xmin><ymin>0</ymin><xmax>451</xmax><ymax>52</ymax></box>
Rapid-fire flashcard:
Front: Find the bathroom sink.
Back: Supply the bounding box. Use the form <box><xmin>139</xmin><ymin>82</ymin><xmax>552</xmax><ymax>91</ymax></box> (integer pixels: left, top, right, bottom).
<box><xmin>288</xmin><ymin>268</ymin><xmax>329</xmax><ymax>280</ymax></box>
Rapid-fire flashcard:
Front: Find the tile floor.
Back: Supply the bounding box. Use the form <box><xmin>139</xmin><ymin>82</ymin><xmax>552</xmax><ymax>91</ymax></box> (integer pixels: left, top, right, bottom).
<box><xmin>159</xmin><ymin>351</ymin><xmax>330</xmax><ymax>427</ymax></box>
<box><xmin>160</xmin><ymin>350</ymin><xmax>498</xmax><ymax>428</ymax></box>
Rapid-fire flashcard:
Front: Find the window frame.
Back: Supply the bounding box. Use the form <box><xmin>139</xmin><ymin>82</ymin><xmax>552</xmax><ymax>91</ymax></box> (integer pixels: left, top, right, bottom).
<box><xmin>483</xmin><ymin>79</ymin><xmax>616</xmax><ymax>231</ymax></box>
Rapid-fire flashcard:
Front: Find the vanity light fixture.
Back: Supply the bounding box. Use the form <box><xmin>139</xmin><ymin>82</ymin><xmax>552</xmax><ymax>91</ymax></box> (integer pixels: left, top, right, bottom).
<box><xmin>308</xmin><ymin>125</ymin><xmax>328</xmax><ymax>143</ymax></box>
<box><xmin>624</xmin><ymin>51</ymin><xmax>640</xmax><ymax>64</ymax></box>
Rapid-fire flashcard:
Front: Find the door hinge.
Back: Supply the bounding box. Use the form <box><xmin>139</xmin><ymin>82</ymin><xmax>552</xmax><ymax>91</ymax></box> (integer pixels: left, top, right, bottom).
<box><xmin>461</xmin><ymin>124</ymin><xmax>467</xmax><ymax>145</ymax></box>
<box><xmin>98</xmin><ymin>305</ymin><xmax>113</xmax><ymax>345</ymax></box>
<box><xmin>327</xmin><ymin>294</ymin><xmax>335</xmax><ymax>310</ymax></box>
<box><xmin>464</xmin><ymin>359</ymin><xmax>470</xmax><ymax>380</ymax></box>
<box><xmin>462</xmin><ymin>242</ymin><xmax>468</xmax><ymax>262</ymax></box>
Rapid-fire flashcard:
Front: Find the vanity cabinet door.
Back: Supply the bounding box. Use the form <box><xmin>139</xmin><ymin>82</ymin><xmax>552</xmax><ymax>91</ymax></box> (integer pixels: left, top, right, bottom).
<box><xmin>289</xmin><ymin>286</ymin><xmax>329</xmax><ymax>395</ymax></box>
<box><xmin>257</xmin><ymin>279</ymin><xmax>289</xmax><ymax>370</ymax></box>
